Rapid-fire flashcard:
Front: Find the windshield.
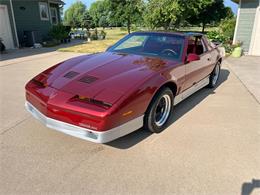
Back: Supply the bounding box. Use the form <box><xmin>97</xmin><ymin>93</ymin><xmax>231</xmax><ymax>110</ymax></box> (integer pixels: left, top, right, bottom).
<box><xmin>108</xmin><ymin>33</ymin><xmax>185</xmax><ymax>60</ymax></box>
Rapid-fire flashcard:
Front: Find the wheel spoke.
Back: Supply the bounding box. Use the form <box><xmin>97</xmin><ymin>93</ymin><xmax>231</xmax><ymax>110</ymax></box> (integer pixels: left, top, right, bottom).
<box><xmin>154</xmin><ymin>94</ymin><xmax>171</xmax><ymax>127</ymax></box>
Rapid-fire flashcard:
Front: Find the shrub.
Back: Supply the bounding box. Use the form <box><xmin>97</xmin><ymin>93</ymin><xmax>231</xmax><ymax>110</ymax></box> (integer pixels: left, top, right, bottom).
<box><xmin>86</xmin><ymin>30</ymin><xmax>91</xmax><ymax>38</ymax></box>
<box><xmin>207</xmin><ymin>30</ymin><xmax>228</xmax><ymax>43</ymax></box>
<box><xmin>91</xmin><ymin>29</ymin><xmax>98</xmax><ymax>40</ymax></box>
<box><xmin>49</xmin><ymin>24</ymin><xmax>69</xmax><ymax>42</ymax></box>
<box><xmin>206</xmin><ymin>17</ymin><xmax>237</xmax><ymax>54</ymax></box>
<box><xmin>219</xmin><ymin>17</ymin><xmax>236</xmax><ymax>41</ymax></box>
<box><xmin>99</xmin><ymin>30</ymin><xmax>107</xmax><ymax>40</ymax></box>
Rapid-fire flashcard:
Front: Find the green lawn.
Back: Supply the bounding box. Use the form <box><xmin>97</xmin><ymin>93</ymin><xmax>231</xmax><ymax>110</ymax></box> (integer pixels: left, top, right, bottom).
<box><xmin>58</xmin><ymin>28</ymin><xmax>128</xmax><ymax>53</ymax></box>
<box><xmin>58</xmin><ymin>27</ymin><xmax>216</xmax><ymax>53</ymax></box>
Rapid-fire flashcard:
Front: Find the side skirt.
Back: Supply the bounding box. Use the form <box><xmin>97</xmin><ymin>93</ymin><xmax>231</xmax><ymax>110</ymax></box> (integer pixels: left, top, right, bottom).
<box><xmin>174</xmin><ymin>76</ymin><xmax>210</xmax><ymax>106</ymax></box>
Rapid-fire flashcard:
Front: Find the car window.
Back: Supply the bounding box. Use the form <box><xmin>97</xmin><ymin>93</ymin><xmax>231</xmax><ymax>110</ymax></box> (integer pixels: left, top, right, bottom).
<box><xmin>204</xmin><ymin>37</ymin><xmax>215</xmax><ymax>50</ymax></box>
<box><xmin>187</xmin><ymin>36</ymin><xmax>207</xmax><ymax>56</ymax></box>
<box><xmin>109</xmin><ymin>33</ymin><xmax>185</xmax><ymax>60</ymax></box>
<box><xmin>115</xmin><ymin>35</ymin><xmax>148</xmax><ymax>50</ymax></box>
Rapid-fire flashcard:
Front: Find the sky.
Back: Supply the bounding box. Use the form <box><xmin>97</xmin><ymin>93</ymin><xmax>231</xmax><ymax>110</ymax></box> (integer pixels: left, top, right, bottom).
<box><xmin>63</xmin><ymin>0</ymin><xmax>238</xmax><ymax>14</ymax></box>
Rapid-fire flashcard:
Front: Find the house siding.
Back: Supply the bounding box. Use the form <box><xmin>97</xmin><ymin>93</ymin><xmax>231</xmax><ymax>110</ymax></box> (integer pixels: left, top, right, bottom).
<box><xmin>235</xmin><ymin>0</ymin><xmax>259</xmax><ymax>52</ymax></box>
<box><xmin>12</xmin><ymin>0</ymin><xmax>53</xmax><ymax>44</ymax></box>
<box><xmin>1</xmin><ymin>0</ymin><xmax>61</xmax><ymax>46</ymax></box>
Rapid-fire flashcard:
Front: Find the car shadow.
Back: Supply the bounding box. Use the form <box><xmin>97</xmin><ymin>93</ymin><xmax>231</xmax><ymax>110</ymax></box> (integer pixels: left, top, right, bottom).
<box><xmin>106</xmin><ymin>69</ymin><xmax>230</xmax><ymax>149</ymax></box>
<box><xmin>241</xmin><ymin>179</ymin><xmax>260</xmax><ymax>195</ymax></box>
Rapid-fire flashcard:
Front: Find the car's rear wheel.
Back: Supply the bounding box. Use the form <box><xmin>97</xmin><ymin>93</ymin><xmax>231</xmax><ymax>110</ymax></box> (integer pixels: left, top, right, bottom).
<box><xmin>208</xmin><ymin>61</ymin><xmax>221</xmax><ymax>88</ymax></box>
<box><xmin>144</xmin><ymin>87</ymin><xmax>174</xmax><ymax>133</ymax></box>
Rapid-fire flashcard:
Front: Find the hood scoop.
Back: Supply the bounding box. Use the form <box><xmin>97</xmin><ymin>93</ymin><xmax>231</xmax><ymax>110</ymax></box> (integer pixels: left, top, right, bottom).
<box><xmin>79</xmin><ymin>75</ymin><xmax>98</xmax><ymax>84</ymax></box>
<box><xmin>64</xmin><ymin>71</ymin><xmax>80</xmax><ymax>79</ymax></box>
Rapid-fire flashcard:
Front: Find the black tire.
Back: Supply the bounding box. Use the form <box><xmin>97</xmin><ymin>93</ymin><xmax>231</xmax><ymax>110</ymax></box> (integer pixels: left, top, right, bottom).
<box><xmin>208</xmin><ymin>61</ymin><xmax>221</xmax><ymax>88</ymax></box>
<box><xmin>144</xmin><ymin>87</ymin><xmax>174</xmax><ymax>133</ymax></box>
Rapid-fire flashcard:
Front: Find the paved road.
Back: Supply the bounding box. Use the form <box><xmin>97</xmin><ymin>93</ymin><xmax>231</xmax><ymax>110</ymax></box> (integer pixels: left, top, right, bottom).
<box><xmin>1</xmin><ymin>52</ymin><xmax>260</xmax><ymax>195</ymax></box>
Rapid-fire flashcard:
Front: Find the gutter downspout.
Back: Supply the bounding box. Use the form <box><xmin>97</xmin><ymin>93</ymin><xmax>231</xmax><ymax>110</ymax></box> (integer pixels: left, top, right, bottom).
<box><xmin>9</xmin><ymin>0</ymin><xmax>19</xmax><ymax>48</ymax></box>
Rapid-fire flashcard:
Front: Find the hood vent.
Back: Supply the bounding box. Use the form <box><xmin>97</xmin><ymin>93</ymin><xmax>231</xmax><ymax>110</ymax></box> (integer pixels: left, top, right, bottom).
<box><xmin>79</xmin><ymin>75</ymin><xmax>98</xmax><ymax>84</ymax></box>
<box><xmin>64</xmin><ymin>71</ymin><xmax>80</xmax><ymax>79</ymax></box>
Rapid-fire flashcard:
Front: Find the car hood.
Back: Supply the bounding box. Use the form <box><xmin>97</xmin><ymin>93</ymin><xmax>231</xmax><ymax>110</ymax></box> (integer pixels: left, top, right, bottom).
<box><xmin>47</xmin><ymin>52</ymin><xmax>179</xmax><ymax>104</ymax></box>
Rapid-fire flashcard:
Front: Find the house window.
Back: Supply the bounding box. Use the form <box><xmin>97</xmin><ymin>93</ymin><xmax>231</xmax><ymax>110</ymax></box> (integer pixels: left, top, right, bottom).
<box><xmin>39</xmin><ymin>2</ymin><xmax>49</xmax><ymax>21</ymax></box>
<box><xmin>50</xmin><ymin>7</ymin><xmax>58</xmax><ymax>24</ymax></box>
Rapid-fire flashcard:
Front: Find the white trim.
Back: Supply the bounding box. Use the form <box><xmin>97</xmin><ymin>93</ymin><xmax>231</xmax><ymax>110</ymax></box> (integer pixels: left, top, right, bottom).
<box><xmin>233</xmin><ymin>0</ymin><xmax>241</xmax><ymax>44</ymax></box>
<box><xmin>249</xmin><ymin>5</ymin><xmax>260</xmax><ymax>55</ymax></box>
<box><xmin>47</xmin><ymin>0</ymin><xmax>52</xmax><ymax>24</ymax></box>
<box><xmin>174</xmin><ymin>76</ymin><xmax>210</xmax><ymax>105</ymax></box>
<box><xmin>25</xmin><ymin>101</ymin><xmax>144</xmax><ymax>143</ymax></box>
<box><xmin>39</xmin><ymin>2</ymin><xmax>49</xmax><ymax>21</ymax></box>
<box><xmin>50</xmin><ymin>7</ymin><xmax>58</xmax><ymax>25</ymax></box>
<box><xmin>9</xmin><ymin>0</ymin><xmax>19</xmax><ymax>47</ymax></box>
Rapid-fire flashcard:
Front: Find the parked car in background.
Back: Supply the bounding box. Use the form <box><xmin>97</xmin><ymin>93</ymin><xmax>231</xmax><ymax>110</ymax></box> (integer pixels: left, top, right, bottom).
<box><xmin>25</xmin><ymin>32</ymin><xmax>222</xmax><ymax>143</ymax></box>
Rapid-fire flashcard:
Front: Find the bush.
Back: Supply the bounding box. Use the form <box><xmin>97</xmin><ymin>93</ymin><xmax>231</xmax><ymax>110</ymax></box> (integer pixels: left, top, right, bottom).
<box><xmin>49</xmin><ymin>24</ymin><xmax>70</xmax><ymax>42</ymax></box>
<box><xmin>99</xmin><ymin>30</ymin><xmax>107</xmax><ymax>40</ymax></box>
<box><xmin>206</xmin><ymin>17</ymin><xmax>237</xmax><ymax>54</ymax></box>
<box><xmin>207</xmin><ymin>17</ymin><xmax>236</xmax><ymax>43</ymax></box>
<box><xmin>91</xmin><ymin>29</ymin><xmax>98</xmax><ymax>40</ymax></box>
<box><xmin>86</xmin><ymin>30</ymin><xmax>91</xmax><ymax>38</ymax></box>
<box><xmin>207</xmin><ymin>30</ymin><xmax>228</xmax><ymax>43</ymax></box>
<box><xmin>219</xmin><ymin>17</ymin><xmax>236</xmax><ymax>41</ymax></box>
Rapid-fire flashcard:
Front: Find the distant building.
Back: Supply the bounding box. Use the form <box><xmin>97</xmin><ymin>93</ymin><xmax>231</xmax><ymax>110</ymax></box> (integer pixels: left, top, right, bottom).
<box><xmin>232</xmin><ymin>0</ymin><xmax>260</xmax><ymax>56</ymax></box>
<box><xmin>0</xmin><ymin>0</ymin><xmax>64</xmax><ymax>49</ymax></box>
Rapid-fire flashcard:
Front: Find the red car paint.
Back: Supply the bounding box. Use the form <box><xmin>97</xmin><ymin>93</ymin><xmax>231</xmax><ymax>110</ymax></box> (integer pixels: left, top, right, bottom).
<box><xmin>25</xmin><ymin>32</ymin><xmax>221</xmax><ymax>133</ymax></box>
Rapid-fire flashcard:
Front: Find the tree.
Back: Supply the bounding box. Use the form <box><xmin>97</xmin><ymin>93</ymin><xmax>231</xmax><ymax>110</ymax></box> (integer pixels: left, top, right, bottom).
<box><xmin>144</xmin><ymin>0</ymin><xmax>182</xmax><ymax>30</ymax></box>
<box><xmin>186</xmin><ymin>0</ymin><xmax>234</xmax><ymax>32</ymax></box>
<box><xmin>81</xmin><ymin>10</ymin><xmax>94</xmax><ymax>31</ymax></box>
<box><xmin>89</xmin><ymin>0</ymin><xmax>109</xmax><ymax>28</ymax></box>
<box><xmin>144</xmin><ymin>0</ymin><xmax>213</xmax><ymax>30</ymax></box>
<box><xmin>107</xmin><ymin>0</ymin><xmax>144</xmax><ymax>34</ymax></box>
<box><xmin>99</xmin><ymin>16</ymin><xmax>109</xmax><ymax>29</ymax></box>
<box><xmin>63</xmin><ymin>1</ymin><xmax>86</xmax><ymax>28</ymax></box>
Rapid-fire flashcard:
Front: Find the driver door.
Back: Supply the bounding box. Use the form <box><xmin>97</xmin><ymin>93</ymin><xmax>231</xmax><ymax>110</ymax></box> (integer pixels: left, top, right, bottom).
<box><xmin>184</xmin><ymin>36</ymin><xmax>211</xmax><ymax>90</ymax></box>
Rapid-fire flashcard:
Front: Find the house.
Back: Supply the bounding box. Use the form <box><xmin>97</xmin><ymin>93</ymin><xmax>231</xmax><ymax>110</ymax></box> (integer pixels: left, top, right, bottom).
<box><xmin>232</xmin><ymin>0</ymin><xmax>260</xmax><ymax>56</ymax></box>
<box><xmin>0</xmin><ymin>0</ymin><xmax>64</xmax><ymax>49</ymax></box>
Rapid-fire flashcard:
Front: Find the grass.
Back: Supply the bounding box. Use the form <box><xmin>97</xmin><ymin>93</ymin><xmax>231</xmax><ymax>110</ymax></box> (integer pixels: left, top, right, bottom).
<box><xmin>58</xmin><ymin>28</ymin><xmax>128</xmax><ymax>53</ymax></box>
<box><xmin>58</xmin><ymin>27</ymin><xmax>217</xmax><ymax>53</ymax></box>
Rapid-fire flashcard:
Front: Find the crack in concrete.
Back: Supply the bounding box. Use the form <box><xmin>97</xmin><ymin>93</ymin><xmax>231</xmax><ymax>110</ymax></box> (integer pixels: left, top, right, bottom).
<box><xmin>0</xmin><ymin>116</ymin><xmax>31</xmax><ymax>135</ymax></box>
<box><xmin>224</xmin><ymin>60</ymin><xmax>260</xmax><ymax>105</ymax></box>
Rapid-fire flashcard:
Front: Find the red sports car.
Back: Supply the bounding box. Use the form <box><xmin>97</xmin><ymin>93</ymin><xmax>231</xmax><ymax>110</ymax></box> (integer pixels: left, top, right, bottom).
<box><xmin>25</xmin><ymin>32</ymin><xmax>222</xmax><ymax>143</ymax></box>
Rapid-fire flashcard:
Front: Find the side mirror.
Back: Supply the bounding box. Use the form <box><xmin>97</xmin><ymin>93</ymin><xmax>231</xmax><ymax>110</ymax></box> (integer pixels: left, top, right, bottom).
<box><xmin>187</xmin><ymin>53</ymin><xmax>200</xmax><ymax>62</ymax></box>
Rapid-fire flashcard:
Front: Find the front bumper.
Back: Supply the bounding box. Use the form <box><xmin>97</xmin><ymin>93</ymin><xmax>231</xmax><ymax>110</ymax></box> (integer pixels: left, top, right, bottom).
<box><xmin>25</xmin><ymin>101</ymin><xmax>143</xmax><ymax>143</ymax></box>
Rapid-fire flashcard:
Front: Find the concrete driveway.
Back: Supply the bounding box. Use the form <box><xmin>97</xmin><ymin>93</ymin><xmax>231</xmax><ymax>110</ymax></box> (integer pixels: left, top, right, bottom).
<box><xmin>0</xmin><ymin>52</ymin><xmax>260</xmax><ymax>195</ymax></box>
<box><xmin>226</xmin><ymin>56</ymin><xmax>260</xmax><ymax>104</ymax></box>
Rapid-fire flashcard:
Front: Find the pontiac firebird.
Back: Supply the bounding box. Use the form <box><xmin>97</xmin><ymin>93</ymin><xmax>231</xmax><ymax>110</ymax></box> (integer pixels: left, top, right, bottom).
<box><xmin>25</xmin><ymin>32</ymin><xmax>222</xmax><ymax>143</ymax></box>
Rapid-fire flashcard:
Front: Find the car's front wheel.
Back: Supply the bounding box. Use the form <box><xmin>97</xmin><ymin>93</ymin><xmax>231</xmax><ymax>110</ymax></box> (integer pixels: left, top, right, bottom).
<box><xmin>144</xmin><ymin>87</ymin><xmax>174</xmax><ymax>133</ymax></box>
